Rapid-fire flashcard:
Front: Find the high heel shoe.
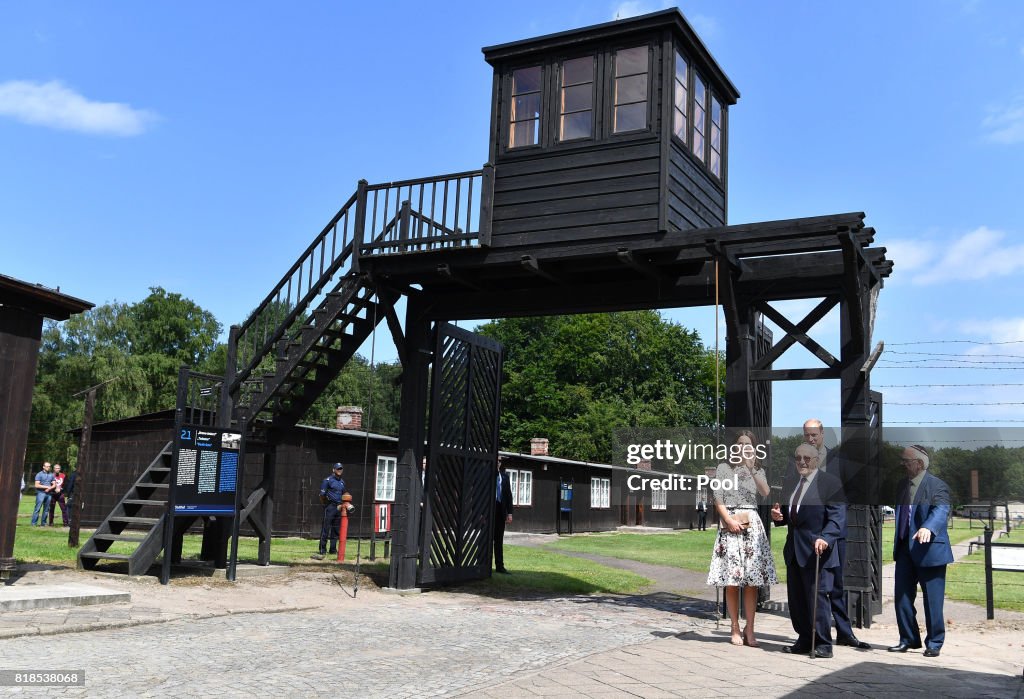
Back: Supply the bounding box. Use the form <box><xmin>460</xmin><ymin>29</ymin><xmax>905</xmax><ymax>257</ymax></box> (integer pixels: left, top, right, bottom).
<box><xmin>742</xmin><ymin>627</ymin><xmax>759</xmax><ymax>648</ymax></box>
<box><xmin>730</xmin><ymin>628</ymin><xmax>744</xmax><ymax>646</ymax></box>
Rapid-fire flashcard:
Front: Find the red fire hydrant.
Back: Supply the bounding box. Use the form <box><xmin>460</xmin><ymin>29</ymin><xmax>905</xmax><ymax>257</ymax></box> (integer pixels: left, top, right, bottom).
<box><xmin>337</xmin><ymin>494</ymin><xmax>354</xmax><ymax>562</ymax></box>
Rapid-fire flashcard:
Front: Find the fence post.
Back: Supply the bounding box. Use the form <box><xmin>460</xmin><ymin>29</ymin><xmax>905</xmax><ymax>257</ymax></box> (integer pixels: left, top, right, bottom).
<box><xmin>984</xmin><ymin>526</ymin><xmax>994</xmax><ymax>620</ymax></box>
<box><xmin>352</xmin><ymin>179</ymin><xmax>369</xmax><ymax>273</ymax></box>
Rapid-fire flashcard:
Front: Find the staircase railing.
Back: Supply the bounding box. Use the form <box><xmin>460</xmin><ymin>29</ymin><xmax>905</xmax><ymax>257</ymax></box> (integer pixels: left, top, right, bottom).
<box><xmin>356</xmin><ymin>166</ymin><xmax>492</xmax><ymax>259</ymax></box>
<box><xmin>228</xmin><ymin>165</ymin><xmax>493</xmax><ymax>416</ymax></box>
<box><xmin>229</xmin><ymin>191</ymin><xmax>360</xmax><ymax>396</ymax></box>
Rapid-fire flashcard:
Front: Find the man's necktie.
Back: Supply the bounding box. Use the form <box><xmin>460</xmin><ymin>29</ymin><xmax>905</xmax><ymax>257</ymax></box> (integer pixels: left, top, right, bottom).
<box><xmin>791</xmin><ymin>477</ymin><xmax>807</xmax><ymax>519</ymax></box>
<box><xmin>899</xmin><ymin>487</ymin><xmax>912</xmax><ymax>541</ymax></box>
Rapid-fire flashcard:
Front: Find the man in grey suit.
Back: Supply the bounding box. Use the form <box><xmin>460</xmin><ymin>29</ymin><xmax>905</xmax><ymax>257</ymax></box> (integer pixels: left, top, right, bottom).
<box><xmin>889</xmin><ymin>444</ymin><xmax>955</xmax><ymax>657</ymax></box>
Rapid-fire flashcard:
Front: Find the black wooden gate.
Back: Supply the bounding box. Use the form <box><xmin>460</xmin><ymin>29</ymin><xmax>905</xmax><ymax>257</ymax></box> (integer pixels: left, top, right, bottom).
<box><xmin>419</xmin><ymin>323</ymin><xmax>503</xmax><ymax>585</ymax></box>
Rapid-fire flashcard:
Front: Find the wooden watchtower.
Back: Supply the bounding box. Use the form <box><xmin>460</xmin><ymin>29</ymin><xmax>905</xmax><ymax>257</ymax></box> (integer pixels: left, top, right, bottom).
<box><xmin>80</xmin><ymin>8</ymin><xmax>890</xmax><ymax>625</ymax></box>
<box><xmin>483</xmin><ymin>9</ymin><xmax>739</xmax><ymax>249</ymax></box>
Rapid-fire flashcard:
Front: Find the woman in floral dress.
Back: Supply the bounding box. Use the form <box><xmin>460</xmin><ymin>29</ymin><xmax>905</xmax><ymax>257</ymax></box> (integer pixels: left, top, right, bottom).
<box><xmin>706</xmin><ymin>430</ymin><xmax>778</xmax><ymax>647</ymax></box>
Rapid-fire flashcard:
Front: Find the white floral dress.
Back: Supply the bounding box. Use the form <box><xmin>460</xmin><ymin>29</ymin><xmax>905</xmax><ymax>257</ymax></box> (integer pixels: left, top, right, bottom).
<box><xmin>705</xmin><ymin>462</ymin><xmax>778</xmax><ymax>588</ymax></box>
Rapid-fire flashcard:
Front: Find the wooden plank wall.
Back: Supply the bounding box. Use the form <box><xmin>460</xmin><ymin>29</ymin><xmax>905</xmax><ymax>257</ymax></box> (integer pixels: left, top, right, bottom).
<box><xmin>80</xmin><ymin>418</ymin><xmax>706</xmax><ymax>543</ymax></box>
<box><xmin>79</xmin><ymin>418</ymin><xmax>399</xmax><ymax>540</ymax></box>
<box><xmin>501</xmin><ymin>456</ymin><xmax>700</xmax><ymax>533</ymax></box>
<box><xmin>667</xmin><ymin>139</ymin><xmax>726</xmax><ymax>230</ymax></box>
<box><xmin>0</xmin><ymin>307</ymin><xmax>44</xmax><ymax>570</ymax></box>
<box><xmin>490</xmin><ymin>139</ymin><xmax>662</xmax><ymax>247</ymax></box>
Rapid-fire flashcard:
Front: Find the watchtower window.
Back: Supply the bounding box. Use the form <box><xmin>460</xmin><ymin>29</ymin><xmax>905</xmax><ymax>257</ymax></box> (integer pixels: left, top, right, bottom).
<box><xmin>509</xmin><ymin>66</ymin><xmax>542</xmax><ymax>149</ymax></box>
<box><xmin>559</xmin><ymin>56</ymin><xmax>594</xmax><ymax>141</ymax></box>
<box><xmin>613</xmin><ymin>46</ymin><xmax>648</xmax><ymax>133</ymax></box>
<box><xmin>673</xmin><ymin>52</ymin><xmax>688</xmax><ymax>142</ymax></box>
<box><xmin>710</xmin><ymin>97</ymin><xmax>723</xmax><ymax>178</ymax></box>
<box><xmin>692</xmin><ymin>74</ymin><xmax>707</xmax><ymax>162</ymax></box>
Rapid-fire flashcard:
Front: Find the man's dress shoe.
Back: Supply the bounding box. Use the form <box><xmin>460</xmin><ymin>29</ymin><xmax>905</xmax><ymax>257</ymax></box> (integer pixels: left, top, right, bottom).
<box><xmin>887</xmin><ymin>642</ymin><xmax>922</xmax><ymax>652</ymax></box>
<box><xmin>836</xmin><ymin>634</ymin><xmax>871</xmax><ymax>649</ymax></box>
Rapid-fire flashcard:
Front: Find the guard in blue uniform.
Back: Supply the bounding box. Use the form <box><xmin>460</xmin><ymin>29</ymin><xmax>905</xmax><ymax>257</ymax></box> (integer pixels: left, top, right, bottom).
<box><xmin>315</xmin><ymin>463</ymin><xmax>348</xmax><ymax>558</ymax></box>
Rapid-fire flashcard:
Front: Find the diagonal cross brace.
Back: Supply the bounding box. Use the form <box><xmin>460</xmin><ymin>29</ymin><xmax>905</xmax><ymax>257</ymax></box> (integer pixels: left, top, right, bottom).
<box><xmin>753</xmin><ymin>296</ymin><xmax>841</xmax><ymax>370</ymax></box>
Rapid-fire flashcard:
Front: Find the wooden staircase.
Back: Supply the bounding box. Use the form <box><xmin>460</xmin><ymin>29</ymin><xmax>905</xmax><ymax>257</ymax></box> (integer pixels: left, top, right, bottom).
<box><xmin>78</xmin><ymin>169</ymin><xmax>489</xmax><ymax>577</ymax></box>
<box><xmin>232</xmin><ymin>274</ymin><xmax>395</xmax><ymax>430</ymax></box>
<box><xmin>78</xmin><ymin>442</ymin><xmax>173</xmax><ymax>575</ymax></box>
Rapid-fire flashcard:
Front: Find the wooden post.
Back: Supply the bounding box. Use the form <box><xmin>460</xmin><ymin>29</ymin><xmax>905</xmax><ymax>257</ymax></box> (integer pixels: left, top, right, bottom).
<box><xmin>257</xmin><ymin>448</ymin><xmax>276</xmax><ymax>566</ymax></box>
<box><xmin>352</xmin><ymin>179</ymin><xmax>369</xmax><ymax>274</ymax></box>
<box><xmin>67</xmin><ymin>387</ymin><xmax>96</xmax><ymax>548</ymax></box>
<box><xmin>479</xmin><ymin>163</ymin><xmax>495</xmax><ymax>246</ymax></box>
<box><xmin>0</xmin><ymin>306</ymin><xmax>44</xmax><ymax>579</ymax></box>
<box><xmin>388</xmin><ymin>296</ymin><xmax>432</xmax><ymax>590</ymax></box>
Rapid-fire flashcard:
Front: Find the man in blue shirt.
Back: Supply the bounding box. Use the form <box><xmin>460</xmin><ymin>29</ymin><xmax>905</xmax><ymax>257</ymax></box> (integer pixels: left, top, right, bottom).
<box><xmin>313</xmin><ymin>463</ymin><xmax>349</xmax><ymax>559</ymax></box>
<box><xmin>31</xmin><ymin>462</ymin><xmax>56</xmax><ymax>526</ymax></box>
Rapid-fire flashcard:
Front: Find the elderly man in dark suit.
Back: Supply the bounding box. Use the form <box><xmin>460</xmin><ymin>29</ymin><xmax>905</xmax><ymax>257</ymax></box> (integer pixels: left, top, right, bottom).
<box><xmin>772</xmin><ymin>443</ymin><xmax>847</xmax><ymax>658</ymax></box>
<box><xmin>889</xmin><ymin>445</ymin><xmax>955</xmax><ymax>657</ymax></box>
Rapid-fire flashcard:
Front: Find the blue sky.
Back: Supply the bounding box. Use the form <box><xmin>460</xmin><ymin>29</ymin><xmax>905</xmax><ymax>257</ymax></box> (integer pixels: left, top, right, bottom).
<box><xmin>3</xmin><ymin>1</ymin><xmax>1024</xmax><ymax>435</ymax></box>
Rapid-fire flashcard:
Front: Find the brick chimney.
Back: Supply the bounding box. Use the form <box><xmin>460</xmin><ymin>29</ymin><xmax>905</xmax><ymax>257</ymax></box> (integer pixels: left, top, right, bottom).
<box><xmin>529</xmin><ymin>437</ymin><xmax>549</xmax><ymax>456</ymax></box>
<box><xmin>637</xmin><ymin>459</ymin><xmax>652</xmax><ymax>471</ymax></box>
<box><xmin>336</xmin><ymin>406</ymin><xmax>363</xmax><ymax>430</ymax></box>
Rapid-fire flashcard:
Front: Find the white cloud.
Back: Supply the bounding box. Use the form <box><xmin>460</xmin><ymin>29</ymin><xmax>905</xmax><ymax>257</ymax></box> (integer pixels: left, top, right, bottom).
<box><xmin>960</xmin><ymin>317</ymin><xmax>1024</xmax><ymax>344</ymax></box>
<box><xmin>0</xmin><ymin>80</ymin><xmax>155</xmax><ymax>136</ymax></box>
<box><xmin>982</xmin><ymin>95</ymin><xmax>1024</xmax><ymax>144</ymax></box>
<box><xmin>883</xmin><ymin>238</ymin><xmax>937</xmax><ymax>275</ymax></box>
<box><xmin>909</xmin><ymin>227</ymin><xmax>1024</xmax><ymax>285</ymax></box>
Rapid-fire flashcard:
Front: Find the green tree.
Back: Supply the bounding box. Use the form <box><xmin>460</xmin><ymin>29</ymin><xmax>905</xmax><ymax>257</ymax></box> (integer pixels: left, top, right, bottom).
<box><xmin>27</xmin><ymin>290</ymin><xmax>223</xmax><ymax>466</ymax></box>
<box><xmin>476</xmin><ymin>311</ymin><xmax>722</xmax><ymax>462</ymax></box>
<box><xmin>128</xmin><ymin>286</ymin><xmax>221</xmax><ymax>365</ymax></box>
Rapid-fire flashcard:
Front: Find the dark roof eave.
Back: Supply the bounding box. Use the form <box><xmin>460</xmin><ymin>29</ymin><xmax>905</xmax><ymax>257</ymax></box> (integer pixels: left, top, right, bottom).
<box><xmin>482</xmin><ymin>8</ymin><xmax>739</xmax><ymax>105</ymax></box>
<box><xmin>0</xmin><ymin>274</ymin><xmax>93</xmax><ymax>320</ymax></box>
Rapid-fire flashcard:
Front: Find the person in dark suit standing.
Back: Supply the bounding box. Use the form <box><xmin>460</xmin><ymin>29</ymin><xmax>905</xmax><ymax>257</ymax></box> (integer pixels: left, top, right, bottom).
<box><xmin>889</xmin><ymin>445</ymin><xmax>955</xmax><ymax>657</ymax></box>
<box><xmin>803</xmin><ymin>419</ymin><xmax>869</xmax><ymax>650</ymax></box>
<box><xmin>494</xmin><ymin>458</ymin><xmax>514</xmax><ymax>574</ymax></box>
<box><xmin>696</xmin><ymin>495</ymin><xmax>708</xmax><ymax>531</ymax></box>
<box><xmin>771</xmin><ymin>444</ymin><xmax>847</xmax><ymax>658</ymax></box>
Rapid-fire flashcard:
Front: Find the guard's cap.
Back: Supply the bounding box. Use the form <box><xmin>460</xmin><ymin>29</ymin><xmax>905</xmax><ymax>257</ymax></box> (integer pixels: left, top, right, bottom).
<box><xmin>333</xmin><ymin>463</ymin><xmax>344</xmax><ymax>470</ymax></box>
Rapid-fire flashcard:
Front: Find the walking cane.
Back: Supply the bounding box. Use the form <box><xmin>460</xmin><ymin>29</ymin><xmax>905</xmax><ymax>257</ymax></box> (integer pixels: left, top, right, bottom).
<box><xmin>810</xmin><ymin>549</ymin><xmax>821</xmax><ymax>659</ymax></box>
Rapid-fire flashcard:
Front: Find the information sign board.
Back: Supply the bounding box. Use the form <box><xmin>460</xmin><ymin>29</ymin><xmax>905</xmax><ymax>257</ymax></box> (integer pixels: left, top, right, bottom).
<box><xmin>172</xmin><ymin>426</ymin><xmax>242</xmax><ymax>516</ymax></box>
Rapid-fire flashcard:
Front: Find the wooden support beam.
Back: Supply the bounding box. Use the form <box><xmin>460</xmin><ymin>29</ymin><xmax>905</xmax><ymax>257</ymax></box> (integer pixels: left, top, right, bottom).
<box><xmin>754</xmin><ymin>300</ymin><xmax>840</xmax><ymax>370</ymax></box>
<box><xmin>616</xmin><ymin>249</ymin><xmax>670</xmax><ymax>285</ymax></box>
<box><xmin>520</xmin><ymin>255</ymin><xmax>564</xmax><ymax>286</ymax></box>
<box><xmin>705</xmin><ymin>240</ymin><xmax>748</xmax><ymax>276</ymax></box>
<box><xmin>750</xmin><ymin>367</ymin><xmax>842</xmax><ymax>381</ymax></box>
<box><xmin>840</xmin><ymin>234</ymin><xmax>867</xmax><ymax>352</ymax></box>
<box><xmin>437</xmin><ymin>263</ymin><xmax>485</xmax><ymax>291</ymax></box>
<box><xmin>382</xmin><ymin>294</ymin><xmax>408</xmax><ymax>367</ymax></box>
<box><xmin>389</xmin><ymin>297</ymin><xmax>432</xmax><ymax>590</ymax></box>
<box><xmin>861</xmin><ymin>341</ymin><xmax>884</xmax><ymax>376</ymax></box>
<box><xmin>239</xmin><ymin>487</ymin><xmax>267</xmax><ymax>527</ymax></box>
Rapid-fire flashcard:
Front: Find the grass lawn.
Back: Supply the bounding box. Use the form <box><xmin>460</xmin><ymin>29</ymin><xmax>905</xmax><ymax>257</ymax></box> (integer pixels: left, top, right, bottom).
<box><xmin>13</xmin><ymin>495</ymin><xmax>647</xmax><ymax>595</ymax></box>
<box><xmin>544</xmin><ymin>528</ymin><xmax>792</xmax><ymax>582</ymax></box>
<box><xmin>947</xmin><ymin>553</ymin><xmax>1024</xmax><ymax>612</ymax></box>
<box><xmin>468</xmin><ymin>545</ymin><xmax>651</xmax><ymax>595</ymax></box>
<box><xmin>543</xmin><ymin>517</ymin><xmax>988</xmax><ymax>589</ymax></box>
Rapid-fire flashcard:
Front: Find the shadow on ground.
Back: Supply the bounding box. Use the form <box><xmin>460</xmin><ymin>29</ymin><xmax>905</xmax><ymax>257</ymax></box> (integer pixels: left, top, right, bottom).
<box><xmin>780</xmin><ymin>661</ymin><xmax>1022</xmax><ymax>697</ymax></box>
